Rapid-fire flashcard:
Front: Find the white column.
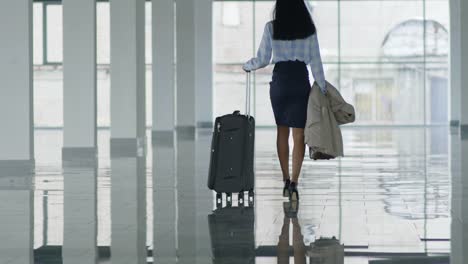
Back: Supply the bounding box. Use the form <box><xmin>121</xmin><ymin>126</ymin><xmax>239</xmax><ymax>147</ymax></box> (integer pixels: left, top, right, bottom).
<box><xmin>110</xmin><ymin>0</ymin><xmax>146</xmax><ymax>154</ymax></box>
<box><xmin>450</xmin><ymin>0</ymin><xmax>461</xmax><ymax>126</ymax></box>
<box><xmin>111</xmin><ymin>156</ymin><xmax>147</xmax><ymax>264</ymax></box>
<box><xmin>152</xmin><ymin>133</ymin><xmax>177</xmax><ymax>263</ymax></box>
<box><xmin>462</xmin><ymin>138</ymin><xmax>468</xmax><ymax>262</ymax></box>
<box><xmin>456</xmin><ymin>0</ymin><xmax>468</xmax><ymax>255</ymax></box>
<box><xmin>62</xmin><ymin>0</ymin><xmax>97</xmax><ymax>158</ymax></box>
<box><xmin>176</xmin><ymin>131</ymin><xmax>197</xmax><ymax>263</ymax></box>
<box><xmin>451</xmin><ymin>135</ymin><xmax>468</xmax><ymax>264</ymax></box>
<box><xmin>62</xmin><ymin>158</ymin><xmax>97</xmax><ymax>264</ymax></box>
<box><xmin>195</xmin><ymin>0</ymin><xmax>213</xmax><ymax>128</ymax></box>
<box><xmin>195</xmin><ymin>131</ymin><xmax>214</xmax><ymax>263</ymax></box>
<box><xmin>460</xmin><ymin>0</ymin><xmax>468</xmax><ymax>133</ymax></box>
<box><xmin>0</xmin><ymin>0</ymin><xmax>34</xmax><ymax>162</ymax></box>
<box><xmin>0</xmin><ymin>174</ymin><xmax>33</xmax><ymax>264</ymax></box>
<box><xmin>176</xmin><ymin>0</ymin><xmax>196</xmax><ymax>133</ymax></box>
<box><xmin>152</xmin><ymin>0</ymin><xmax>176</xmax><ymax>135</ymax></box>
<box><xmin>450</xmin><ymin>129</ymin><xmax>462</xmax><ymax>264</ymax></box>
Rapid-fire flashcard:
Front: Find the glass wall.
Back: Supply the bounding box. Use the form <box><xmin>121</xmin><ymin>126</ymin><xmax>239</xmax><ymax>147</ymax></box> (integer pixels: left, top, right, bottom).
<box><xmin>32</xmin><ymin>0</ymin><xmax>449</xmax><ymax>127</ymax></box>
<box><xmin>213</xmin><ymin>0</ymin><xmax>449</xmax><ymax>126</ymax></box>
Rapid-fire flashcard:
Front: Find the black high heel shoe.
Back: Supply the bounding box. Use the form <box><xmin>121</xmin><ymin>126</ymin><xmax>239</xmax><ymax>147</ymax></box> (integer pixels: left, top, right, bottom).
<box><xmin>283</xmin><ymin>179</ymin><xmax>291</xmax><ymax>197</ymax></box>
<box><xmin>289</xmin><ymin>181</ymin><xmax>299</xmax><ymax>201</ymax></box>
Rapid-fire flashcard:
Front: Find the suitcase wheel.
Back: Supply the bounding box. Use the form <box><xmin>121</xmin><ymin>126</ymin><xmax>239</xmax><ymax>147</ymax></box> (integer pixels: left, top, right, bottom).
<box><xmin>238</xmin><ymin>192</ymin><xmax>244</xmax><ymax>205</ymax></box>
<box><xmin>248</xmin><ymin>190</ymin><xmax>255</xmax><ymax>206</ymax></box>
<box><xmin>226</xmin><ymin>193</ymin><xmax>232</xmax><ymax>206</ymax></box>
<box><xmin>216</xmin><ymin>192</ymin><xmax>222</xmax><ymax>207</ymax></box>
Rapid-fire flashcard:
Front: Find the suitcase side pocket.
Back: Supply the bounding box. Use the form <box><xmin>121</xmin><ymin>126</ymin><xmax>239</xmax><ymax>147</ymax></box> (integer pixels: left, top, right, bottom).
<box><xmin>243</xmin><ymin>116</ymin><xmax>255</xmax><ymax>190</ymax></box>
<box><xmin>208</xmin><ymin>118</ymin><xmax>221</xmax><ymax>189</ymax></box>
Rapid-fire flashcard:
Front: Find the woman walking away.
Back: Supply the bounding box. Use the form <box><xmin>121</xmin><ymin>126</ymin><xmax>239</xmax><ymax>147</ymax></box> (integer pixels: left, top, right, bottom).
<box><xmin>243</xmin><ymin>0</ymin><xmax>327</xmax><ymax>201</ymax></box>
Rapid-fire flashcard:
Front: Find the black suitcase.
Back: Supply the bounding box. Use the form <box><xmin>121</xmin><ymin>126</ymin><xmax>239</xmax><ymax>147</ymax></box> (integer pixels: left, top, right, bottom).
<box><xmin>208</xmin><ymin>206</ymin><xmax>256</xmax><ymax>264</ymax></box>
<box><xmin>208</xmin><ymin>72</ymin><xmax>255</xmax><ymax>207</ymax></box>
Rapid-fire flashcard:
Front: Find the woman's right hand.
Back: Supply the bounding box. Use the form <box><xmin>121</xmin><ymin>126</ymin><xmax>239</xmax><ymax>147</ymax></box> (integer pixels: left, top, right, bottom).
<box><xmin>320</xmin><ymin>84</ymin><xmax>328</xmax><ymax>95</ymax></box>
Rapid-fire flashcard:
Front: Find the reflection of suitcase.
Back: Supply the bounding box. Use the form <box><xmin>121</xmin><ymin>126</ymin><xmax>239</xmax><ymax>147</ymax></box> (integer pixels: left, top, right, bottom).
<box><xmin>208</xmin><ymin>73</ymin><xmax>255</xmax><ymax>206</ymax></box>
<box><xmin>308</xmin><ymin>237</ymin><xmax>344</xmax><ymax>264</ymax></box>
<box><xmin>208</xmin><ymin>206</ymin><xmax>256</xmax><ymax>264</ymax></box>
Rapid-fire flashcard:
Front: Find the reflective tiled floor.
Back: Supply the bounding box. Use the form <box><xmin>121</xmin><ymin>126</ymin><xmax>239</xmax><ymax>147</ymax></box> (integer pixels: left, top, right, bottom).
<box><xmin>1</xmin><ymin>127</ymin><xmax>466</xmax><ymax>264</ymax></box>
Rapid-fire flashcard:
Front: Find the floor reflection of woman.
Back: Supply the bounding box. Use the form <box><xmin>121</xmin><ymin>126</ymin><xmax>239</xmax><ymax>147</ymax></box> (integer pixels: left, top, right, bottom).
<box><xmin>277</xmin><ymin>202</ymin><xmax>306</xmax><ymax>264</ymax></box>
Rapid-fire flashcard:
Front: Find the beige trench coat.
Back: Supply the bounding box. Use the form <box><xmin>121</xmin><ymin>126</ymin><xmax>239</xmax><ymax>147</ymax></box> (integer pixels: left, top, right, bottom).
<box><xmin>304</xmin><ymin>81</ymin><xmax>355</xmax><ymax>159</ymax></box>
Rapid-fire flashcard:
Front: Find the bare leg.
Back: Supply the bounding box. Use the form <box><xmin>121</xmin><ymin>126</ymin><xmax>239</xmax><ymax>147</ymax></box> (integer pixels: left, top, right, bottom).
<box><xmin>291</xmin><ymin>128</ymin><xmax>305</xmax><ymax>183</ymax></box>
<box><xmin>277</xmin><ymin>126</ymin><xmax>290</xmax><ymax>181</ymax></box>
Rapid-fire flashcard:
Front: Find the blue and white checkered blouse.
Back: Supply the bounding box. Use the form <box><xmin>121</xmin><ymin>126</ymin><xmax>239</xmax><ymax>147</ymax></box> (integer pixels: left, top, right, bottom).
<box><xmin>243</xmin><ymin>21</ymin><xmax>327</xmax><ymax>93</ymax></box>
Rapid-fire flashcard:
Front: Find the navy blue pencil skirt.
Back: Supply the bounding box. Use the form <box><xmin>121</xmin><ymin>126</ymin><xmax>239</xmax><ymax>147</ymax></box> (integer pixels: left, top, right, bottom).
<box><xmin>269</xmin><ymin>60</ymin><xmax>311</xmax><ymax>129</ymax></box>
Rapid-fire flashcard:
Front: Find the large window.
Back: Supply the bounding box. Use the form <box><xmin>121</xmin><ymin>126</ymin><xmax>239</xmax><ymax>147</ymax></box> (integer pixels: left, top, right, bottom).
<box><xmin>32</xmin><ymin>0</ymin><xmax>449</xmax><ymax>127</ymax></box>
<box><xmin>33</xmin><ymin>2</ymin><xmax>153</xmax><ymax>128</ymax></box>
<box><xmin>213</xmin><ymin>0</ymin><xmax>449</xmax><ymax>126</ymax></box>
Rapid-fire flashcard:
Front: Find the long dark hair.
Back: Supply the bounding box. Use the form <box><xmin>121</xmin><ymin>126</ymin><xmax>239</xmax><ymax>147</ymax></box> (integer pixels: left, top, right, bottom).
<box><xmin>273</xmin><ymin>0</ymin><xmax>316</xmax><ymax>40</ymax></box>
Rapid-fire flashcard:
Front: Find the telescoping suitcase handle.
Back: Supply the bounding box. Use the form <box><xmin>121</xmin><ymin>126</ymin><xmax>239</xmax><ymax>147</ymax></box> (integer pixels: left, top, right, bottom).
<box><xmin>245</xmin><ymin>72</ymin><xmax>252</xmax><ymax>119</ymax></box>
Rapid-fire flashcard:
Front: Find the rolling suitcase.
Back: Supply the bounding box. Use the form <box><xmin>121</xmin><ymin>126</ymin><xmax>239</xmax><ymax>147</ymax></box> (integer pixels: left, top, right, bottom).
<box><xmin>208</xmin><ymin>72</ymin><xmax>255</xmax><ymax>207</ymax></box>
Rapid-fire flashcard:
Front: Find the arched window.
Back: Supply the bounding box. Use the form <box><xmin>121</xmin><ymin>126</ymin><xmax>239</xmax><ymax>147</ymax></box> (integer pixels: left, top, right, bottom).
<box><xmin>381</xmin><ymin>19</ymin><xmax>448</xmax><ymax>59</ymax></box>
